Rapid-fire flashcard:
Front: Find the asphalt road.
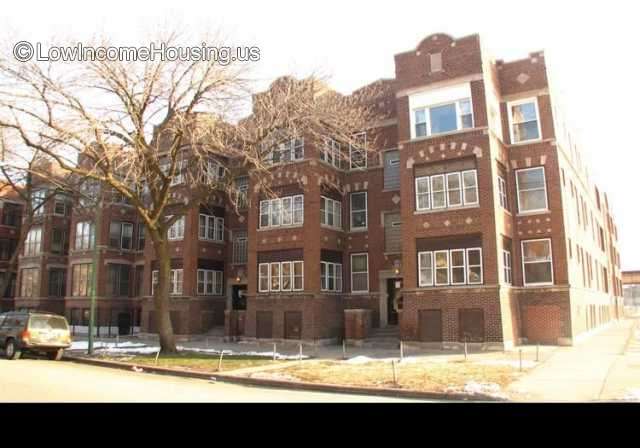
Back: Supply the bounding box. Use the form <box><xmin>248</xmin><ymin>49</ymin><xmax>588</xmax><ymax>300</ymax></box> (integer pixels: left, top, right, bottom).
<box><xmin>0</xmin><ymin>357</ymin><xmax>418</xmax><ymax>402</ymax></box>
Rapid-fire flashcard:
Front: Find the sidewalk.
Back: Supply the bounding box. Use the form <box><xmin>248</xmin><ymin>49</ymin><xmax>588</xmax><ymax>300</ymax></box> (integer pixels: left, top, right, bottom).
<box><xmin>507</xmin><ymin>318</ymin><xmax>638</xmax><ymax>402</ymax></box>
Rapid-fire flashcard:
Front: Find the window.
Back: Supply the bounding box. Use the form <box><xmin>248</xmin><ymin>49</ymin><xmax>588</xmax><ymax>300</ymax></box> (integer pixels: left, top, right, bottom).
<box><xmin>502</xmin><ymin>250</ymin><xmax>512</xmax><ymax>285</ymax></box>
<box><xmin>109</xmin><ymin>222</ymin><xmax>134</xmax><ymax>250</ymax></box>
<box><xmin>134</xmin><ymin>265</ymin><xmax>144</xmax><ymax>297</ymax></box>
<box><xmin>79</xmin><ymin>180</ymin><xmax>100</xmax><ymax>207</ymax></box>
<box><xmin>151</xmin><ymin>269</ymin><xmax>183</xmax><ymax>295</ymax></box>
<box><xmin>48</xmin><ymin>268</ymin><xmax>66</xmax><ymax>297</ymax></box>
<box><xmin>350</xmin><ymin>253</ymin><xmax>369</xmax><ymax>293</ymax></box>
<box><xmin>413</xmin><ymin>98</ymin><xmax>473</xmax><ymax>138</ymax></box>
<box><xmin>198</xmin><ymin>214</ymin><xmax>224</xmax><ymax>242</ymax></box>
<box><xmin>258</xmin><ymin>261</ymin><xmax>304</xmax><ymax>293</ymax></box>
<box><xmin>235</xmin><ymin>176</ymin><xmax>249</xmax><ymax>209</ymax></box>
<box><xmin>75</xmin><ymin>221</ymin><xmax>95</xmax><ymax>250</ymax></box>
<box><xmin>429</xmin><ymin>52</ymin><xmax>442</xmax><ymax>73</ymax></box>
<box><xmin>516</xmin><ymin>167</ymin><xmax>548</xmax><ymax>213</ymax></box>
<box><xmin>383</xmin><ymin>150</ymin><xmax>401</xmax><ymax>190</ymax></box>
<box><xmin>418</xmin><ymin>251</ymin><xmax>434</xmax><ymax>287</ymax></box>
<box><xmin>350</xmin><ymin>192</ymin><xmax>367</xmax><ymax>230</ymax></box>
<box><xmin>384</xmin><ymin>213</ymin><xmax>402</xmax><ymax>253</ymax></box>
<box><xmin>137</xmin><ymin>225</ymin><xmax>146</xmax><ymax>251</ymax></box>
<box><xmin>349</xmin><ymin>132</ymin><xmax>367</xmax><ymax>170</ymax></box>
<box><xmin>54</xmin><ymin>195</ymin><xmax>68</xmax><ymax>216</ymax></box>
<box><xmin>415</xmin><ymin>169</ymin><xmax>478</xmax><ymax>211</ymax></box>
<box><xmin>51</xmin><ymin>228</ymin><xmax>67</xmax><ymax>255</ymax></box>
<box><xmin>498</xmin><ymin>176</ymin><xmax>508</xmax><ymax>210</ymax></box>
<box><xmin>31</xmin><ymin>190</ymin><xmax>46</xmax><ymax>216</ymax></box>
<box><xmin>320</xmin><ymin>197</ymin><xmax>342</xmax><ymax>229</ymax></box>
<box><xmin>522</xmin><ymin>239</ymin><xmax>554</xmax><ymax>286</ymax></box>
<box><xmin>418</xmin><ymin>247</ymin><xmax>483</xmax><ymax>287</ymax></box>
<box><xmin>1</xmin><ymin>203</ymin><xmax>21</xmax><ymax>227</ymax></box>
<box><xmin>71</xmin><ymin>263</ymin><xmax>94</xmax><ymax>297</ymax></box>
<box><xmin>232</xmin><ymin>231</ymin><xmax>248</xmax><ymax>264</ymax></box>
<box><xmin>197</xmin><ymin>269</ymin><xmax>224</xmax><ymax>295</ymax></box>
<box><xmin>161</xmin><ymin>160</ymin><xmax>187</xmax><ymax>186</ymax></box>
<box><xmin>20</xmin><ymin>268</ymin><xmax>40</xmax><ymax>297</ymax></box>
<box><xmin>321</xmin><ymin>262</ymin><xmax>342</xmax><ymax>292</ymax></box>
<box><xmin>268</xmin><ymin>138</ymin><xmax>304</xmax><ymax>164</ymax></box>
<box><xmin>259</xmin><ymin>195</ymin><xmax>304</xmax><ymax>229</ymax></box>
<box><xmin>0</xmin><ymin>239</ymin><xmax>16</xmax><ymax>260</ymax></box>
<box><xmin>167</xmin><ymin>216</ymin><xmax>185</xmax><ymax>240</ymax></box>
<box><xmin>321</xmin><ymin>138</ymin><xmax>342</xmax><ymax>169</ymax></box>
<box><xmin>24</xmin><ymin>227</ymin><xmax>42</xmax><ymax>256</ymax></box>
<box><xmin>107</xmin><ymin>264</ymin><xmax>130</xmax><ymax>297</ymax></box>
<box><xmin>205</xmin><ymin>160</ymin><xmax>226</xmax><ymax>183</ymax></box>
<box><xmin>508</xmin><ymin>98</ymin><xmax>541</xmax><ymax>143</ymax></box>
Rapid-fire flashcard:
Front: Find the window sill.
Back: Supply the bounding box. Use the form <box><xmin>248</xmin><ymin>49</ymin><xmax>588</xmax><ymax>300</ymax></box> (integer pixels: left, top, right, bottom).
<box><xmin>321</xmin><ymin>224</ymin><xmax>344</xmax><ymax>232</ymax></box>
<box><xmin>405</xmin><ymin>127</ymin><xmax>482</xmax><ymax>144</ymax></box>
<box><xmin>508</xmin><ymin>138</ymin><xmax>544</xmax><ymax>147</ymax></box>
<box><xmin>516</xmin><ymin>210</ymin><xmax>550</xmax><ymax>217</ymax></box>
<box><xmin>350</xmin><ymin>291</ymin><xmax>370</xmax><ymax>295</ymax></box>
<box><xmin>198</xmin><ymin>239</ymin><xmax>225</xmax><ymax>244</ymax></box>
<box><xmin>382</xmin><ymin>188</ymin><xmax>400</xmax><ymax>193</ymax></box>
<box><xmin>418</xmin><ymin>283</ymin><xmax>484</xmax><ymax>289</ymax></box>
<box><xmin>414</xmin><ymin>204</ymin><xmax>480</xmax><ymax>215</ymax></box>
<box><xmin>258</xmin><ymin>224</ymin><xmax>304</xmax><ymax>232</ymax></box>
<box><xmin>523</xmin><ymin>283</ymin><xmax>554</xmax><ymax>288</ymax></box>
<box><xmin>349</xmin><ymin>228</ymin><xmax>368</xmax><ymax>233</ymax></box>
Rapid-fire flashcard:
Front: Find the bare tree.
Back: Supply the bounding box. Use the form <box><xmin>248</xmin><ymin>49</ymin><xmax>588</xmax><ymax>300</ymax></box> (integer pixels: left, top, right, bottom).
<box><xmin>0</xmin><ymin>30</ymin><xmax>382</xmax><ymax>352</ymax></box>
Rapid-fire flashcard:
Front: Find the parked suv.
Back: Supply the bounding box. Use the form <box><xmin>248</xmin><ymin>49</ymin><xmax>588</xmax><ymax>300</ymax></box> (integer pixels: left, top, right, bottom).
<box><xmin>0</xmin><ymin>311</ymin><xmax>72</xmax><ymax>360</ymax></box>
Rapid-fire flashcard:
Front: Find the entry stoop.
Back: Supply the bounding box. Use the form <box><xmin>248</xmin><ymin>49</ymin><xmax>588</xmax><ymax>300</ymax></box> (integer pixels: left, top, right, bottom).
<box><xmin>360</xmin><ymin>326</ymin><xmax>401</xmax><ymax>349</ymax></box>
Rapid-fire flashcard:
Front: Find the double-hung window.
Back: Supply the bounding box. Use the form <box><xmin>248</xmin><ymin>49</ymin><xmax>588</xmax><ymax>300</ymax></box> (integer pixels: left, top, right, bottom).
<box><xmin>498</xmin><ymin>176</ymin><xmax>508</xmax><ymax>210</ymax></box>
<box><xmin>508</xmin><ymin>98</ymin><xmax>541</xmax><ymax>143</ymax></box>
<box><xmin>418</xmin><ymin>248</ymin><xmax>483</xmax><ymax>287</ymax></box>
<box><xmin>151</xmin><ymin>269</ymin><xmax>183</xmax><ymax>295</ymax></box>
<box><xmin>321</xmin><ymin>262</ymin><xmax>342</xmax><ymax>292</ymax></box>
<box><xmin>502</xmin><ymin>250</ymin><xmax>512</xmax><ymax>285</ymax></box>
<box><xmin>270</xmin><ymin>138</ymin><xmax>304</xmax><ymax>164</ymax></box>
<box><xmin>516</xmin><ymin>167</ymin><xmax>548</xmax><ymax>213</ymax></box>
<box><xmin>31</xmin><ymin>190</ymin><xmax>46</xmax><ymax>216</ymax></box>
<box><xmin>259</xmin><ymin>195</ymin><xmax>304</xmax><ymax>229</ymax></box>
<box><xmin>205</xmin><ymin>160</ymin><xmax>226</xmax><ymax>183</ymax></box>
<box><xmin>413</xmin><ymin>98</ymin><xmax>473</xmax><ymax>137</ymax></box>
<box><xmin>258</xmin><ymin>261</ymin><xmax>304</xmax><ymax>293</ymax></box>
<box><xmin>232</xmin><ymin>231</ymin><xmax>248</xmax><ymax>264</ymax></box>
<box><xmin>109</xmin><ymin>221</ymin><xmax>133</xmax><ymax>250</ymax></box>
<box><xmin>320</xmin><ymin>197</ymin><xmax>342</xmax><ymax>229</ymax></box>
<box><xmin>24</xmin><ymin>227</ymin><xmax>42</xmax><ymax>256</ymax></box>
<box><xmin>322</xmin><ymin>138</ymin><xmax>342</xmax><ymax>168</ymax></box>
<box><xmin>167</xmin><ymin>216</ymin><xmax>185</xmax><ymax>240</ymax></box>
<box><xmin>415</xmin><ymin>169</ymin><xmax>478</xmax><ymax>211</ymax></box>
<box><xmin>107</xmin><ymin>264</ymin><xmax>130</xmax><ymax>297</ymax></box>
<box><xmin>20</xmin><ymin>268</ymin><xmax>40</xmax><ymax>297</ymax></box>
<box><xmin>161</xmin><ymin>160</ymin><xmax>186</xmax><ymax>186</ymax></box>
<box><xmin>350</xmin><ymin>253</ymin><xmax>369</xmax><ymax>293</ymax></box>
<box><xmin>54</xmin><ymin>194</ymin><xmax>68</xmax><ymax>216</ymax></box>
<box><xmin>522</xmin><ymin>239</ymin><xmax>553</xmax><ymax>286</ymax></box>
<box><xmin>71</xmin><ymin>263</ymin><xmax>93</xmax><ymax>297</ymax></box>
<box><xmin>350</xmin><ymin>192</ymin><xmax>367</xmax><ymax>230</ymax></box>
<box><xmin>197</xmin><ymin>269</ymin><xmax>224</xmax><ymax>295</ymax></box>
<box><xmin>199</xmin><ymin>214</ymin><xmax>224</xmax><ymax>242</ymax></box>
<box><xmin>75</xmin><ymin>221</ymin><xmax>95</xmax><ymax>250</ymax></box>
<box><xmin>235</xmin><ymin>176</ymin><xmax>249</xmax><ymax>209</ymax></box>
<box><xmin>349</xmin><ymin>132</ymin><xmax>367</xmax><ymax>170</ymax></box>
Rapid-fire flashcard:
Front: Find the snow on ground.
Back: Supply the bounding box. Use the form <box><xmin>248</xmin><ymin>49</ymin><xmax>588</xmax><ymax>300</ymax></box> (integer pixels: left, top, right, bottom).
<box><xmin>70</xmin><ymin>341</ymin><xmax>146</xmax><ymax>350</ymax></box>
<box><xmin>623</xmin><ymin>388</ymin><xmax>640</xmax><ymax>401</ymax></box>
<box><xmin>344</xmin><ymin>356</ymin><xmax>419</xmax><ymax>365</ymax></box>
<box><xmin>446</xmin><ymin>381</ymin><xmax>507</xmax><ymax>399</ymax></box>
<box><xmin>248</xmin><ymin>371</ymin><xmax>300</xmax><ymax>382</ymax></box>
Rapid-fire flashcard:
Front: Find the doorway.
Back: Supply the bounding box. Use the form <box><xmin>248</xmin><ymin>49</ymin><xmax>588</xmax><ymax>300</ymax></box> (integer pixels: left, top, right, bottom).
<box><xmin>386</xmin><ymin>278</ymin><xmax>402</xmax><ymax>326</ymax></box>
<box><xmin>232</xmin><ymin>285</ymin><xmax>247</xmax><ymax>310</ymax></box>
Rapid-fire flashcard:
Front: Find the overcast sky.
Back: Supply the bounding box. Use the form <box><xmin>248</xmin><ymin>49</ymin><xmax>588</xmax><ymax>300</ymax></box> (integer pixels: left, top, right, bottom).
<box><xmin>3</xmin><ymin>0</ymin><xmax>639</xmax><ymax>269</ymax></box>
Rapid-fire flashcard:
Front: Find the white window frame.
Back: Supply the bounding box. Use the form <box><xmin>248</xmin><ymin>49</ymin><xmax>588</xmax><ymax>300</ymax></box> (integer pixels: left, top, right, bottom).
<box><xmin>321</xmin><ymin>196</ymin><xmax>342</xmax><ymax>229</ymax></box>
<box><xmin>516</xmin><ymin>166</ymin><xmax>549</xmax><ymax>214</ymax></box>
<box><xmin>151</xmin><ymin>269</ymin><xmax>183</xmax><ymax>296</ymax></box>
<box><xmin>75</xmin><ymin>221</ymin><xmax>95</xmax><ymax>250</ymax></box>
<box><xmin>258</xmin><ymin>261</ymin><xmax>304</xmax><ymax>293</ymax></box>
<box><xmin>450</xmin><ymin>248</ymin><xmax>466</xmax><ymax>285</ymax></box>
<box><xmin>430</xmin><ymin>175</ymin><xmax>446</xmax><ymax>209</ymax></box>
<box><xmin>466</xmin><ymin>248</ymin><xmax>483</xmax><ymax>285</ymax></box>
<box><xmin>350</xmin><ymin>192</ymin><xmax>368</xmax><ymax>231</ymax></box>
<box><xmin>412</xmin><ymin>97</ymin><xmax>474</xmax><ymax>138</ymax></box>
<box><xmin>322</xmin><ymin>138</ymin><xmax>342</xmax><ymax>169</ymax></box>
<box><xmin>498</xmin><ymin>176</ymin><xmax>508</xmax><ymax>210</ymax></box>
<box><xmin>349</xmin><ymin>132</ymin><xmax>367</xmax><ymax>170</ymax></box>
<box><xmin>507</xmin><ymin>97</ymin><xmax>542</xmax><ymax>144</ymax></box>
<box><xmin>446</xmin><ymin>172</ymin><xmax>462</xmax><ymax>207</ymax></box>
<box><xmin>197</xmin><ymin>269</ymin><xmax>224</xmax><ymax>296</ymax></box>
<box><xmin>24</xmin><ymin>226</ymin><xmax>43</xmax><ymax>256</ymax></box>
<box><xmin>502</xmin><ymin>249</ymin><xmax>512</xmax><ymax>285</ymax></box>
<box><xmin>167</xmin><ymin>216</ymin><xmax>185</xmax><ymax>241</ymax></box>
<box><xmin>418</xmin><ymin>251</ymin><xmax>434</xmax><ymax>287</ymax></box>
<box><xmin>281</xmin><ymin>261</ymin><xmax>292</xmax><ymax>292</ymax></box>
<box><xmin>462</xmin><ymin>170</ymin><xmax>479</xmax><ymax>206</ymax></box>
<box><xmin>259</xmin><ymin>195</ymin><xmax>304</xmax><ymax>229</ymax></box>
<box><xmin>415</xmin><ymin>176</ymin><xmax>431</xmax><ymax>211</ymax></box>
<box><xmin>350</xmin><ymin>253</ymin><xmax>369</xmax><ymax>293</ymax></box>
<box><xmin>321</xmin><ymin>261</ymin><xmax>343</xmax><ymax>292</ymax></box>
<box><xmin>293</xmin><ymin>261</ymin><xmax>304</xmax><ymax>291</ymax></box>
<box><xmin>232</xmin><ymin>231</ymin><xmax>248</xmax><ymax>264</ymax></box>
<box><xmin>521</xmin><ymin>238</ymin><xmax>554</xmax><ymax>287</ymax></box>
<box><xmin>434</xmin><ymin>250</ymin><xmax>450</xmax><ymax>286</ymax></box>
<box><xmin>258</xmin><ymin>263</ymin><xmax>269</xmax><ymax>292</ymax></box>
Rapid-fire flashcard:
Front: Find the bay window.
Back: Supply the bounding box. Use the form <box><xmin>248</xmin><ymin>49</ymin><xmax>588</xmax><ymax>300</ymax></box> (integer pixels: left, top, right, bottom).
<box><xmin>418</xmin><ymin>247</ymin><xmax>483</xmax><ymax>287</ymax></box>
<box><xmin>415</xmin><ymin>169</ymin><xmax>478</xmax><ymax>211</ymax></box>
<box><xmin>24</xmin><ymin>227</ymin><xmax>42</xmax><ymax>256</ymax></box>
<box><xmin>199</xmin><ymin>214</ymin><xmax>224</xmax><ymax>242</ymax></box>
<box><xmin>258</xmin><ymin>261</ymin><xmax>304</xmax><ymax>293</ymax></box>
<box><xmin>197</xmin><ymin>269</ymin><xmax>224</xmax><ymax>295</ymax></box>
<box><xmin>75</xmin><ymin>221</ymin><xmax>95</xmax><ymax>250</ymax></box>
<box><xmin>259</xmin><ymin>195</ymin><xmax>304</xmax><ymax>229</ymax></box>
<box><xmin>168</xmin><ymin>216</ymin><xmax>185</xmax><ymax>240</ymax></box>
<box><xmin>321</xmin><ymin>262</ymin><xmax>342</xmax><ymax>292</ymax></box>
<box><xmin>151</xmin><ymin>269</ymin><xmax>183</xmax><ymax>295</ymax></box>
<box><xmin>522</xmin><ymin>239</ymin><xmax>553</xmax><ymax>286</ymax></box>
<box><xmin>413</xmin><ymin>98</ymin><xmax>473</xmax><ymax>138</ymax></box>
<box><xmin>321</xmin><ymin>196</ymin><xmax>342</xmax><ymax>229</ymax></box>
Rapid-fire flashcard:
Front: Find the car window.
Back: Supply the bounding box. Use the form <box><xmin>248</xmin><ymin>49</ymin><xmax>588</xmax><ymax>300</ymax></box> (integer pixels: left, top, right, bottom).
<box><xmin>29</xmin><ymin>315</ymin><xmax>69</xmax><ymax>331</ymax></box>
<box><xmin>3</xmin><ymin>315</ymin><xmax>27</xmax><ymax>329</ymax></box>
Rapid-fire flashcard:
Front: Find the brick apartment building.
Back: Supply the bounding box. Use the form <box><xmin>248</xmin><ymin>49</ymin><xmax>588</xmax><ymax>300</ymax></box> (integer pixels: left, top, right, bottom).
<box><xmin>0</xmin><ymin>188</ymin><xmax>23</xmax><ymax>311</ymax></box>
<box><xmin>9</xmin><ymin>32</ymin><xmax>624</xmax><ymax>348</ymax></box>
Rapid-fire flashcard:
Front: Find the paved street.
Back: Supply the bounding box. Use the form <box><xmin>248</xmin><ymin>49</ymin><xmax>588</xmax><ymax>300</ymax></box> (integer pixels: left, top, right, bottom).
<box><xmin>0</xmin><ymin>358</ymin><xmax>418</xmax><ymax>402</ymax></box>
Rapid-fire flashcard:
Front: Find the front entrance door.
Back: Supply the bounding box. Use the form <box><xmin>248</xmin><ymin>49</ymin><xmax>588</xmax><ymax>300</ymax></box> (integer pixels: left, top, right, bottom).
<box><xmin>386</xmin><ymin>278</ymin><xmax>402</xmax><ymax>325</ymax></box>
<box><xmin>232</xmin><ymin>285</ymin><xmax>247</xmax><ymax>310</ymax></box>
<box><xmin>117</xmin><ymin>312</ymin><xmax>132</xmax><ymax>336</ymax></box>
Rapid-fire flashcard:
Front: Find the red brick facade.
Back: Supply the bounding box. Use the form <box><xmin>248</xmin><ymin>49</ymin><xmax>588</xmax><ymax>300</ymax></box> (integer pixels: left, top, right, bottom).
<box><xmin>10</xmin><ymin>32</ymin><xmax>624</xmax><ymax>348</ymax></box>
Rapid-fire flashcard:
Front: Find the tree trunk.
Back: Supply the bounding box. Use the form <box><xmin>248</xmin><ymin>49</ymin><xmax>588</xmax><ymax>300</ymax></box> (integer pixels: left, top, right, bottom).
<box><xmin>152</xmin><ymin>237</ymin><xmax>177</xmax><ymax>353</ymax></box>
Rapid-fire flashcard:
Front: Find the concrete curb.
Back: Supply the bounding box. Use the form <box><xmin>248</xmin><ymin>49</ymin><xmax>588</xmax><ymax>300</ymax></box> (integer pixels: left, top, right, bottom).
<box><xmin>63</xmin><ymin>355</ymin><xmax>507</xmax><ymax>402</ymax></box>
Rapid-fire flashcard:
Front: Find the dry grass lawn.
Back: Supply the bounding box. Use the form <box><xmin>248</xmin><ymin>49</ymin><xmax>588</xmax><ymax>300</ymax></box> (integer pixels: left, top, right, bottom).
<box><xmin>257</xmin><ymin>359</ymin><xmax>522</xmax><ymax>393</ymax></box>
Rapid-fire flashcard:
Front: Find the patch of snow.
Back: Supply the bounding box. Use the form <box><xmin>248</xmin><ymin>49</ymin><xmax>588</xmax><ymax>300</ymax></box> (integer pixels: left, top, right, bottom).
<box><xmin>178</xmin><ymin>347</ymin><xmax>310</xmax><ymax>360</ymax></box>
<box><xmin>478</xmin><ymin>359</ymin><xmax>537</xmax><ymax>369</ymax></box>
<box><xmin>445</xmin><ymin>381</ymin><xmax>507</xmax><ymax>399</ymax></box>
<box><xmin>344</xmin><ymin>356</ymin><xmax>376</xmax><ymax>365</ymax></box>
<box><xmin>70</xmin><ymin>341</ymin><xmax>147</xmax><ymax>350</ymax></box>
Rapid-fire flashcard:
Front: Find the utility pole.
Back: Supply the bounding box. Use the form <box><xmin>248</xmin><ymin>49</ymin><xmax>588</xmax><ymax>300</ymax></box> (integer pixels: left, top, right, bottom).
<box><xmin>88</xmin><ymin>197</ymin><xmax>103</xmax><ymax>355</ymax></box>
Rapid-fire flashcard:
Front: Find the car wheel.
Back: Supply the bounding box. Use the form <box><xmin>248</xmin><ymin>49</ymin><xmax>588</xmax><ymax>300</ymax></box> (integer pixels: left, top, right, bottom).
<box><xmin>47</xmin><ymin>349</ymin><xmax>64</xmax><ymax>361</ymax></box>
<box><xmin>4</xmin><ymin>339</ymin><xmax>21</xmax><ymax>360</ymax></box>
